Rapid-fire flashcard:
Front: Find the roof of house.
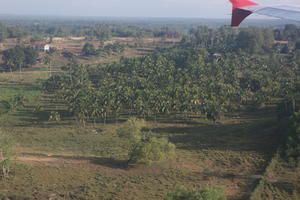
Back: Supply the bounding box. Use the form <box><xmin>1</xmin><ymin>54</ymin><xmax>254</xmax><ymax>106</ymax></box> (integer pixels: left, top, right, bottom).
<box><xmin>32</xmin><ymin>43</ymin><xmax>51</xmax><ymax>47</ymax></box>
<box><xmin>32</xmin><ymin>43</ymin><xmax>46</xmax><ymax>47</ymax></box>
<box><xmin>273</xmin><ymin>41</ymin><xmax>289</xmax><ymax>44</ymax></box>
<box><xmin>212</xmin><ymin>53</ymin><xmax>222</xmax><ymax>57</ymax></box>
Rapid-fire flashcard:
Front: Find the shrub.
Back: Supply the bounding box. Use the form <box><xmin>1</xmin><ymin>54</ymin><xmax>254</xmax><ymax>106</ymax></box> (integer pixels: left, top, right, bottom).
<box><xmin>117</xmin><ymin>118</ymin><xmax>146</xmax><ymax>149</ymax></box>
<box><xmin>49</xmin><ymin>111</ymin><xmax>61</xmax><ymax>122</ymax></box>
<box><xmin>0</xmin><ymin>100</ymin><xmax>11</xmax><ymax>115</ymax></box>
<box><xmin>10</xmin><ymin>94</ymin><xmax>26</xmax><ymax>110</ymax></box>
<box><xmin>117</xmin><ymin>118</ymin><xmax>176</xmax><ymax>166</ymax></box>
<box><xmin>82</xmin><ymin>43</ymin><xmax>98</xmax><ymax>56</ymax></box>
<box><xmin>42</xmin><ymin>74</ymin><xmax>68</xmax><ymax>93</ymax></box>
<box><xmin>129</xmin><ymin>137</ymin><xmax>176</xmax><ymax>166</ymax></box>
<box><xmin>0</xmin><ymin>95</ymin><xmax>26</xmax><ymax>115</ymax></box>
<box><xmin>165</xmin><ymin>186</ymin><xmax>227</xmax><ymax>200</ymax></box>
<box><xmin>62</xmin><ymin>51</ymin><xmax>75</xmax><ymax>59</ymax></box>
<box><xmin>284</xmin><ymin>111</ymin><xmax>300</xmax><ymax>161</ymax></box>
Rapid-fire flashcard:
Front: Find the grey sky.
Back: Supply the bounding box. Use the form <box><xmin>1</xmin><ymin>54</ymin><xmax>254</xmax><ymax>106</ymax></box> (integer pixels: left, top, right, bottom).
<box><xmin>0</xmin><ymin>0</ymin><xmax>300</xmax><ymax>18</ymax></box>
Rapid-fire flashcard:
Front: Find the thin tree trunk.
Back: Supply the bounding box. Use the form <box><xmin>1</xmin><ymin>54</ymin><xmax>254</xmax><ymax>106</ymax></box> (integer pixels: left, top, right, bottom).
<box><xmin>103</xmin><ymin>112</ymin><xmax>107</xmax><ymax>125</ymax></box>
<box><xmin>19</xmin><ymin>63</ymin><xmax>22</xmax><ymax>80</ymax></box>
<box><xmin>285</xmin><ymin>101</ymin><xmax>288</xmax><ymax>113</ymax></box>
<box><xmin>292</xmin><ymin>97</ymin><xmax>296</xmax><ymax>113</ymax></box>
<box><xmin>9</xmin><ymin>66</ymin><xmax>14</xmax><ymax>81</ymax></box>
<box><xmin>83</xmin><ymin>119</ymin><xmax>86</xmax><ymax>127</ymax></box>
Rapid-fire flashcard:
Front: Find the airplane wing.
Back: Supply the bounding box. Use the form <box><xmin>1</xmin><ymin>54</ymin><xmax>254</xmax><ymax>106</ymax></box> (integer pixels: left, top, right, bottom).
<box><xmin>229</xmin><ymin>0</ymin><xmax>300</xmax><ymax>26</ymax></box>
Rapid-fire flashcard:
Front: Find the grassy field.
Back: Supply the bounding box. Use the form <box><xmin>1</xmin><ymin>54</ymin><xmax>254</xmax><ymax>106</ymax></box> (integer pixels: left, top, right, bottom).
<box><xmin>250</xmin><ymin>155</ymin><xmax>300</xmax><ymax>200</ymax></box>
<box><xmin>0</xmin><ymin>72</ymin><xmax>281</xmax><ymax>199</ymax></box>
<box><xmin>249</xmin><ymin>120</ymin><xmax>300</xmax><ymax>200</ymax></box>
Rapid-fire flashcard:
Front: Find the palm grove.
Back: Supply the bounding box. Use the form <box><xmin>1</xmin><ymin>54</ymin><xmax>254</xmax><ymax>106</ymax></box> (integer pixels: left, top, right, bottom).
<box><xmin>44</xmin><ymin>26</ymin><xmax>299</xmax><ymax>124</ymax></box>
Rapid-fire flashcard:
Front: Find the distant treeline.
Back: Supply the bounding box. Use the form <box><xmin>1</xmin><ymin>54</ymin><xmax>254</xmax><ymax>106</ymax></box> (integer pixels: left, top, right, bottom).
<box><xmin>0</xmin><ymin>22</ymin><xmax>27</xmax><ymax>42</ymax></box>
<box><xmin>182</xmin><ymin>24</ymin><xmax>300</xmax><ymax>54</ymax></box>
<box><xmin>1</xmin><ymin>19</ymin><xmax>300</xmax><ymax>46</ymax></box>
<box><xmin>0</xmin><ymin>22</ymin><xmax>182</xmax><ymax>40</ymax></box>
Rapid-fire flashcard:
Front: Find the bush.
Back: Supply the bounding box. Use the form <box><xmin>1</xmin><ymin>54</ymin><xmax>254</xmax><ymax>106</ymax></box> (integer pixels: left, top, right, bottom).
<box><xmin>117</xmin><ymin>118</ymin><xmax>176</xmax><ymax>166</ymax></box>
<box><xmin>165</xmin><ymin>186</ymin><xmax>227</xmax><ymax>200</ymax></box>
<box><xmin>117</xmin><ymin>118</ymin><xmax>146</xmax><ymax>149</ymax></box>
<box><xmin>129</xmin><ymin>137</ymin><xmax>176</xmax><ymax>166</ymax></box>
<box><xmin>49</xmin><ymin>111</ymin><xmax>61</xmax><ymax>122</ymax></box>
<box><xmin>42</xmin><ymin>74</ymin><xmax>68</xmax><ymax>93</ymax></box>
<box><xmin>0</xmin><ymin>100</ymin><xmax>11</xmax><ymax>115</ymax></box>
<box><xmin>0</xmin><ymin>95</ymin><xmax>26</xmax><ymax>115</ymax></box>
<box><xmin>82</xmin><ymin>43</ymin><xmax>98</xmax><ymax>56</ymax></box>
<box><xmin>284</xmin><ymin>111</ymin><xmax>300</xmax><ymax>161</ymax></box>
<box><xmin>10</xmin><ymin>94</ymin><xmax>26</xmax><ymax>110</ymax></box>
<box><xmin>62</xmin><ymin>51</ymin><xmax>75</xmax><ymax>60</ymax></box>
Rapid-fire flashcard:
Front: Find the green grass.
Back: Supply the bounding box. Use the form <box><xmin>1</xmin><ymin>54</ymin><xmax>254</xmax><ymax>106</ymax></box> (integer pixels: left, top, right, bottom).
<box><xmin>0</xmin><ymin>84</ymin><xmax>41</xmax><ymax>102</ymax></box>
<box><xmin>13</xmin><ymin>124</ymin><xmax>128</xmax><ymax>158</ymax></box>
<box><xmin>250</xmin><ymin>156</ymin><xmax>300</xmax><ymax>200</ymax></box>
<box><xmin>0</xmin><ymin>102</ymin><xmax>281</xmax><ymax>200</ymax></box>
<box><xmin>0</xmin><ymin>70</ymin><xmax>49</xmax><ymax>84</ymax></box>
<box><xmin>0</xmin><ymin>82</ymin><xmax>42</xmax><ymax>119</ymax></box>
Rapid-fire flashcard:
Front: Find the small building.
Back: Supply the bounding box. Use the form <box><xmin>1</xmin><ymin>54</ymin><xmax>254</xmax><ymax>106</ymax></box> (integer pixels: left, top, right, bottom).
<box><xmin>213</xmin><ymin>53</ymin><xmax>222</xmax><ymax>57</ymax></box>
<box><xmin>44</xmin><ymin>44</ymin><xmax>51</xmax><ymax>52</ymax></box>
<box><xmin>212</xmin><ymin>53</ymin><xmax>222</xmax><ymax>60</ymax></box>
<box><xmin>32</xmin><ymin>43</ymin><xmax>52</xmax><ymax>52</ymax></box>
<box><xmin>273</xmin><ymin>41</ymin><xmax>289</xmax><ymax>44</ymax></box>
<box><xmin>273</xmin><ymin>41</ymin><xmax>290</xmax><ymax>54</ymax></box>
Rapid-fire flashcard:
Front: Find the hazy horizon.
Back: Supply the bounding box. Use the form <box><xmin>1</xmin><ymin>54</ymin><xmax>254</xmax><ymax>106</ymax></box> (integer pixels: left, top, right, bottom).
<box><xmin>0</xmin><ymin>0</ymin><xmax>299</xmax><ymax>19</ymax></box>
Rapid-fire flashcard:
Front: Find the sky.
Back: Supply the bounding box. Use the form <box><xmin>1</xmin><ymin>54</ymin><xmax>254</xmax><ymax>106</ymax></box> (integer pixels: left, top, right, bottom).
<box><xmin>0</xmin><ymin>0</ymin><xmax>300</xmax><ymax>18</ymax></box>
